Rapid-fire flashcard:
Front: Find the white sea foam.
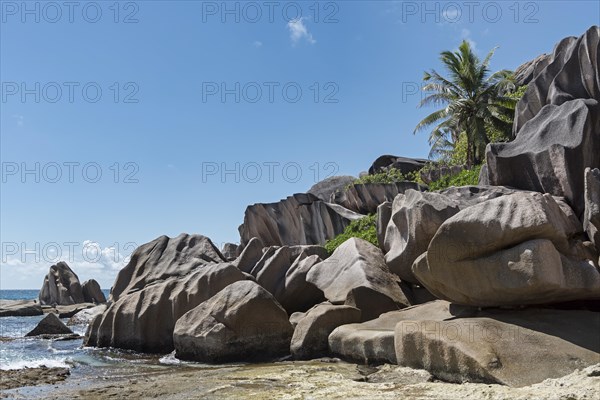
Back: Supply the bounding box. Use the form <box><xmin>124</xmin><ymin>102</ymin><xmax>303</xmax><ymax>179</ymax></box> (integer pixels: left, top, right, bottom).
<box><xmin>0</xmin><ymin>357</ymin><xmax>72</xmax><ymax>370</ymax></box>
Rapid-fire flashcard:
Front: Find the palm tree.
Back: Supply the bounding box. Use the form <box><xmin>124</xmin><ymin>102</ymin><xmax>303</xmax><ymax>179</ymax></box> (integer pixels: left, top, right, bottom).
<box><xmin>414</xmin><ymin>40</ymin><xmax>516</xmax><ymax>167</ymax></box>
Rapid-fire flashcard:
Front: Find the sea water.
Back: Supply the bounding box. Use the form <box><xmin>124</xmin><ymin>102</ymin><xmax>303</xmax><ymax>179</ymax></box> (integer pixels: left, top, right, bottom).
<box><xmin>0</xmin><ymin>289</ymin><xmax>162</xmax><ymax>374</ymax></box>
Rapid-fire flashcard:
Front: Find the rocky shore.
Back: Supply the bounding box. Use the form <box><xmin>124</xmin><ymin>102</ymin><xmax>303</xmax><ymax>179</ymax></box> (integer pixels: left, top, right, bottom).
<box><xmin>8</xmin><ymin>361</ymin><xmax>598</xmax><ymax>400</ymax></box>
<box><xmin>2</xmin><ymin>26</ymin><xmax>600</xmax><ymax>398</ymax></box>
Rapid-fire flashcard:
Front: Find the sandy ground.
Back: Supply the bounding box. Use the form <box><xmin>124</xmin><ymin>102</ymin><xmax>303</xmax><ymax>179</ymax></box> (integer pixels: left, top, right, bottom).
<box><xmin>2</xmin><ymin>360</ymin><xmax>599</xmax><ymax>400</ymax></box>
<box><xmin>0</xmin><ymin>368</ymin><xmax>70</xmax><ymax>391</ymax></box>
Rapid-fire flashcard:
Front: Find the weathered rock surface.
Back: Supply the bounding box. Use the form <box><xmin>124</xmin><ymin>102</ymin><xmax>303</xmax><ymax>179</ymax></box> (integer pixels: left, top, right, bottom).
<box><xmin>486</xmin><ymin>26</ymin><xmax>600</xmax><ymax>215</ymax></box>
<box><xmin>513</xmin><ymin>53</ymin><xmax>551</xmax><ymax>86</ymax></box>
<box><xmin>26</xmin><ymin>313</ymin><xmax>73</xmax><ymax>336</ymax></box>
<box><xmin>233</xmin><ymin>237</ymin><xmax>264</xmax><ymax>272</ymax></box>
<box><xmin>44</xmin><ymin>303</ymin><xmax>96</xmax><ymax>318</ymax></box>
<box><xmin>85</xmin><ymin>262</ymin><xmax>248</xmax><ymax>352</ymax></box>
<box><xmin>329</xmin><ymin>301</ymin><xmax>457</xmax><ymax>364</ymax></box>
<box><xmin>414</xmin><ymin>192</ymin><xmax>600</xmax><ymax>306</ymax></box>
<box><xmin>279</xmin><ymin>253</ymin><xmax>326</xmax><ymax>313</ymax></box>
<box><xmin>395</xmin><ymin>307</ymin><xmax>600</xmax><ymax>387</ymax></box>
<box><xmin>239</xmin><ymin>193</ymin><xmax>364</xmax><ymax>247</ymax></box>
<box><xmin>331</xmin><ymin>182</ymin><xmax>425</xmax><ymax>215</ymax></box>
<box><xmin>81</xmin><ymin>279</ymin><xmax>106</xmax><ymax>304</ymax></box>
<box><xmin>173</xmin><ymin>281</ymin><xmax>293</xmax><ymax>362</ymax></box>
<box><xmin>307</xmin><ymin>238</ymin><xmax>409</xmax><ymax>321</ymax></box>
<box><xmin>290</xmin><ymin>303</ymin><xmax>361</xmax><ymax>360</ymax></box>
<box><xmin>109</xmin><ymin>233</ymin><xmax>225</xmax><ymax>302</ymax></box>
<box><xmin>368</xmin><ymin>155</ymin><xmax>429</xmax><ymax>175</ymax></box>
<box><xmin>39</xmin><ymin>262</ymin><xmax>85</xmax><ymax>306</ymax></box>
<box><xmin>0</xmin><ymin>300</ymin><xmax>43</xmax><ymax>317</ymax></box>
<box><xmin>382</xmin><ymin>190</ymin><xmax>462</xmax><ymax>283</ymax></box>
<box><xmin>247</xmin><ymin>245</ymin><xmax>327</xmax><ymax>313</ymax></box>
<box><xmin>308</xmin><ymin>175</ymin><xmax>356</xmax><ymax>201</ymax></box>
<box><xmin>584</xmin><ymin>167</ymin><xmax>600</xmax><ymax>252</ymax></box>
<box><xmin>221</xmin><ymin>243</ymin><xmax>239</xmax><ymax>261</ymax></box>
<box><xmin>67</xmin><ymin>304</ymin><xmax>107</xmax><ymax>326</ymax></box>
<box><xmin>380</xmin><ymin>186</ymin><xmax>517</xmax><ymax>283</ymax></box>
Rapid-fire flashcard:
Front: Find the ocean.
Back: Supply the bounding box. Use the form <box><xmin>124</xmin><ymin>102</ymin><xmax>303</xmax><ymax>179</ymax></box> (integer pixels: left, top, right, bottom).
<box><xmin>0</xmin><ymin>289</ymin><xmax>176</xmax><ymax>378</ymax></box>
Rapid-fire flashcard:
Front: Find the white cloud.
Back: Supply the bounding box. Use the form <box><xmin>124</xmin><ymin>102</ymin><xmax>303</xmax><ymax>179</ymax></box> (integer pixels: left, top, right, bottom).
<box><xmin>253</xmin><ymin>40</ymin><xmax>263</xmax><ymax>48</ymax></box>
<box><xmin>287</xmin><ymin>18</ymin><xmax>316</xmax><ymax>45</ymax></box>
<box><xmin>0</xmin><ymin>240</ymin><xmax>132</xmax><ymax>290</ymax></box>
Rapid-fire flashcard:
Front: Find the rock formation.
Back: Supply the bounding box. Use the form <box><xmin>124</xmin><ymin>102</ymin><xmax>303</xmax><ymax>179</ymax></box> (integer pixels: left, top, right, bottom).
<box><xmin>39</xmin><ymin>262</ymin><xmax>85</xmax><ymax>306</ymax></box>
<box><xmin>307</xmin><ymin>238</ymin><xmax>410</xmax><ymax>321</ymax></box>
<box><xmin>368</xmin><ymin>155</ymin><xmax>429</xmax><ymax>175</ymax></box>
<box><xmin>238</xmin><ymin>193</ymin><xmax>364</xmax><ymax>247</ymax></box>
<box><xmin>26</xmin><ymin>313</ymin><xmax>73</xmax><ymax>336</ymax></box>
<box><xmin>486</xmin><ymin>26</ymin><xmax>600</xmax><ymax>216</ymax></box>
<box><xmin>331</xmin><ymin>182</ymin><xmax>425</xmax><ymax>214</ymax></box>
<box><xmin>109</xmin><ymin>233</ymin><xmax>225</xmax><ymax>302</ymax></box>
<box><xmin>81</xmin><ymin>279</ymin><xmax>106</xmax><ymax>304</ymax></box>
<box><xmin>173</xmin><ymin>281</ymin><xmax>293</xmax><ymax>362</ymax></box>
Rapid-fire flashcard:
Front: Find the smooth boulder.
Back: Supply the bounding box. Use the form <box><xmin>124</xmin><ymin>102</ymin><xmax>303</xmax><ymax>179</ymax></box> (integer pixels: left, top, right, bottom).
<box><xmin>0</xmin><ymin>300</ymin><xmax>43</xmax><ymax>317</ymax></box>
<box><xmin>39</xmin><ymin>261</ymin><xmax>85</xmax><ymax>306</ymax></box>
<box><xmin>329</xmin><ymin>300</ymin><xmax>457</xmax><ymax>364</ymax></box>
<box><xmin>395</xmin><ymin>307</ymin><xmax>600</xmax><ymax>387</ymax></box>
<box><xmin>173</xmin><ymin>281</ymin><xmax>293</xmax><ymax>363</ymax></box>
<box><xmin>67</xmin><ymin>304</ymin><xmax>107</xmax><ymax>326</ymax></box>
<box><xmin>249</xmin><ymin>245</ymin><xmax>327</xmax><ymax>313</ymax></box>
<box><xmin>109</xmin><ymin>233</ymin><xmax>225</xmax><ymax>302</ymax></box>
<box><xmin>81</xmin><ymin>279</ymin><xmax>106</xmax><ymax>304</ymax></box>
<box><xmin>26</xmin><ymin>313</ymin><xmax>73</xmax><ymax>336</ymax></box>
<box><xmin>415</xmin><ymin>192</ymin><xmax>600</xmax><ymax>306</ymax></box>
<box><xmin>291</xmin><ymin>303</ymin><xmax>361</xmax><ymax>360</ymax></box>
<box><xmin>307</xmin><ymin>238</ymin><xmax>410</xmax><ymax>321</ymax></box>
<box><xmin>85</xmin><ymin>262</ymin><xmax>248</xmax><ymax>353</ymax></box>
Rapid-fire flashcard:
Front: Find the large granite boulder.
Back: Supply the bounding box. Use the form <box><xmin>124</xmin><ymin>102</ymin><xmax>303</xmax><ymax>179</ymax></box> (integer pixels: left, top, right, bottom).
<box><xmin>584</xmin><ymin>167</ymin><xmax>600</xmax><ymax>252</ymax></box>
<box><xmin>380</xmin><ymin>186</ymin><xmax>517</xmax><ymax>283</ymax></box>
<box><xmin>513</xmin><ymin>53</ymin><xmax>551</xmax><ymax>86</ymax></box>
<box><xmin>85</xmin><ymin>262</ymin><xmax>248</xmax><ymax>353</ymax></box>
<box><xmin>368</xmin><ymin>155</ymin><xmax>429</xmax><ymax>175</ymax></box>
<box><xmin>290</xmin><ymin>303</ymin><xmax>361</xmax><ymax>360</ymax></box>
<box><xmin>307</xmin><ymin>238</ymin><xmax>410</xmax><ymax>321</ymax></box>
<box><xmin>233</xmin><ymin>237</ymin><xmax>264</xmax><ymax>272</ymax></box>
<box><xmin>414</xmin><ymin>192</ymin><xmax>600</xmax><ymax>306</ymax></box>
<box><xmin>67</xmin><ymin>304</ymin><xmax>107</xmax><ymax>326</ymax></box>
<box><xmin>486</xmin><ymin>26</ymin><xmax>600</xmax><ymax>216</ymax></box>
<box><xmin>109</xmin><ymin>233</ymin><xmax>225</xmax><ymax>302</ymax></box>
<box><xmin>395</xmin><ymin>306</ymin><xmax>600</xmax><ymax>387</ymax></box>
<box><xmin>81</xmin><ymin>279</ymin><xmax>106</xmax><ymax>304</ymax></box>
<box><xmin>26</xmin><ymin>313</ymin><xmax>73</xmax><ymax>336</ymax></box>
<box><xmin>39</xmin><ymin>262</ymin><xmax>85</xmax><ymax>306</ymax></box>
<box><xmin>0</xmin><ymin>300</ymin><xmax>43</xmax><ymax>317</ymax></box>
<box><xmin>221</xmin><ymin>243</ymin><xmax>239</xmax><ymax>261</ymax></box>
<box><xmin>279</xmin><ymin>253</ymin><xmax>326</xmax><ymax>313</ymax></box>
<box><xmin>331</xmin><ymin>182</ymin><xmax>425</xmax><ymax>215</ymax></box>
<box><xmin>238</xmin><ymin>193</ymin><xmax>364</xmax><ymax>247</ymax></box>
<box><xmin>382</xmin><ymin>191</ymin><xmax>462</xmax><ymax>283</ymax></box>
<box><xmin>173</xmin><ymin>281</ymin><xmax>293</xmax><ymax>363</ymax></box>
<box><xmin>307</xmin><ymin>175</ymin><xmax>356</xmax><ymax>201</ymax></box>
<box><xmin>248</xmin><ymin>245</ymin><xmax>328</xmax><ymax>313</ymax></box>
<box><xmin>329</xmin><ymin>300</ymin><xmax>457</xmax><ymax>364</ymax></box>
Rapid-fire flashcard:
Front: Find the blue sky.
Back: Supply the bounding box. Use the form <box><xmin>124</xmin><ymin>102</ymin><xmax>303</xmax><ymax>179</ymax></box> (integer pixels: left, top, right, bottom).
<box><xmin>1</xmin><ymin>1</ymin><xmax>598</xmax><ymax>289</ymax></box>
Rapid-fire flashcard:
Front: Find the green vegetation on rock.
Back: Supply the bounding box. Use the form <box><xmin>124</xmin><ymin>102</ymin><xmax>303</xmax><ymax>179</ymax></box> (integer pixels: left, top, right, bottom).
<box><xmin>427</xmin><ymin>165</ymin><xmax>482</xmax><ymax>191</ymax></box>
<box><xmin>351</xmin><ymin>169</ymin><xmax>420</xmax><ymax>186</ymax></box>
<box><xmin>325</xmin><ymin>214</ymin><xmax>378</xmax><ymax>254</ymax></box>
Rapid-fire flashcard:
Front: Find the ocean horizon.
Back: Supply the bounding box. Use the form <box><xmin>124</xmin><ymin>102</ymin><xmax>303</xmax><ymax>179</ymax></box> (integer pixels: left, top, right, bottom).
<box><xmin>0</xmin><ymin>289</ymin><xmax>111</xmax><ymax>301</ymax></box>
